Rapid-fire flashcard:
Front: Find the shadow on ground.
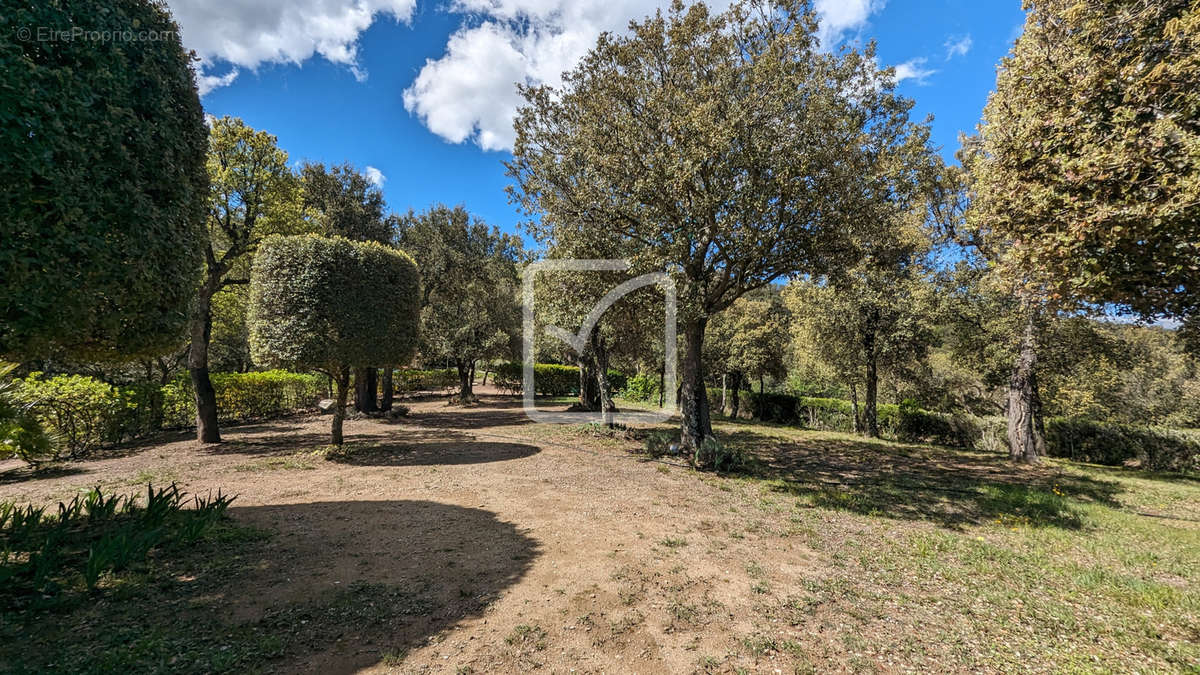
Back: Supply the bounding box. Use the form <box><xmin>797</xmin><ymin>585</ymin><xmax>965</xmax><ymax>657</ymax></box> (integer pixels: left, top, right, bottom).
<box><xmin>718</xmin><ymin>423</ymin><xmax>1125</xmax><ymax>530</ymax></box>
<box><xmin>326</xmin><ymin>430</ymin><xmax>540</xmax><ymax>467</ymax></box>
<box><xmin>2</xmin><ymin>500</ymin><xmax>539</xmax><ymax>674</ymax></box>
<box><xmin>402</xmin><ymin>396</ymin><xmax>536</xmax><ymax>430</ymax></box>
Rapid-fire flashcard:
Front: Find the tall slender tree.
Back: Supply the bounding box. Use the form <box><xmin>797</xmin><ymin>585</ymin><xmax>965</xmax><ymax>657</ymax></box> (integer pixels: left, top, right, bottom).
<box><xmin>190</xmin><ymin>118</ymin><xmax>301</xmax><ymax>443</ymax></box>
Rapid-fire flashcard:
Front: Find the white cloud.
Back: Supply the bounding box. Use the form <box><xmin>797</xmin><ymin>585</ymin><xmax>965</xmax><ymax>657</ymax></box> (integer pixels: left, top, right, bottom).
<box><xmin>404</xmin><ymin>0</ymin><xmax>886</xmax><ymax>151</ymax></box>
<box><xmin>894</xmin><ymin>57</ymin><xmax>935</xmax><ymax>85</ymax></box>
<box><xmin>813</xmin><ymin>0</ymin><xmax>885</xmax><ymax>48</ymax></box>
<box><xmin>166</xmin><ymin>0</ymin><xmax>416</xmax><ymax>95</ymax></box>
<box><xmin>364</xmin><ymin>166</ymin><xmax>386</xmax><ymax>188</ymax></box>
<box><xmin>944</xmin><ymin>34</ymin><xmax>972</xmax><ymax>60</ymax></box>
<box><xmin>197</xmin><ymin>67</ymin><xmax>239</xmax><ymax>96</ymax></box>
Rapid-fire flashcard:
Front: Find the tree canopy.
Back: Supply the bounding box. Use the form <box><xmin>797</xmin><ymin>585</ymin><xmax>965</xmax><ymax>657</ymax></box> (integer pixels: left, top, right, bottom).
<box><xmin>0</xmin><ymin>0</ymin><xmax>208</xmax><ymax>358</ymax></box>
<box><xmin>508</xmin><ymin>0</ymin><xmax>935</xmax><ymax>458</ymax></box>
<box><xmin>394</xmin><ymin>205</ymin><xmax>523</xmax><ymax>402</ymax></box>
<box><xmin>967</xmin><ymin>0</ymin><xmax>1200</xmax><ymax>320</ymax></box>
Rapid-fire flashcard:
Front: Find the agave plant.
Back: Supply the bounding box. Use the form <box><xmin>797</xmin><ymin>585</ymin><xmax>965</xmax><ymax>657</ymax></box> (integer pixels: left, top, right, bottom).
<box><xmin>0</xmin><ymin>362</ymin><xmax>53</xmax><ymax>463</ymax></box>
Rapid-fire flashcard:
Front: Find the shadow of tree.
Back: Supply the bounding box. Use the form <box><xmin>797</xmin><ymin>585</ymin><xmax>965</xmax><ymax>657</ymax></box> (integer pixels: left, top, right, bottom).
<box><xmin>326</xmin><ymin>431</ymin><xmax>540</xmax><ymax>467</ymax></box>
<box><xmin>0</xmin><ymin>463</ymin><xmax>88</xmax><ymax>486</ymax></box>
<box><xmin>403</xmin><ymin>397</ymin><xmax>536</xmax><ymax>431</ymax></box>
<box><xmin>4</xmin><ymin>500</ymin><xmax>539</xmax><ymax>674</ymax></box>
<box><xmin>718</xmin><ymin>426</ymin><xmax>1125</xmax><ymax>530</ymax></box>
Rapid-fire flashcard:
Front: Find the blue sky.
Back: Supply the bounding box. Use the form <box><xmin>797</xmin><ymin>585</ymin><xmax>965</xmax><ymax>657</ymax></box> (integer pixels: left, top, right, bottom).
<box><xmin>175</xmin><ymin>0</ymin><xmax>1028</xmax><ymax>236</ymax></box>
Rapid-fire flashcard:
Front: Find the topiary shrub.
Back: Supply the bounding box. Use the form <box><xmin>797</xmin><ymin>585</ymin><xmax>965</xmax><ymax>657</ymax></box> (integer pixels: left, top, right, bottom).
<box><xmin>394</xmin><ymin>369</ymin><xmax>458</xmax><ymax>393</ymax></box>
<box><xmin>0</xmin><ymin>0</ymin><xmax>208</xmax><ymax>358</ymax></box>
<box><xmin>249</xmin><ymin>235</ymin><xmax>421</xmax><ymax>444</ymax></box>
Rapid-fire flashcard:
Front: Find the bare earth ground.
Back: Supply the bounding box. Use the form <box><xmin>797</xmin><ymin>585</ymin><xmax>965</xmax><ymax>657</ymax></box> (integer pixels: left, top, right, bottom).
<box><xmin>1</xmin><ymin>393</ymin><xmax>1197</xmax><ymax>673</ymax></box>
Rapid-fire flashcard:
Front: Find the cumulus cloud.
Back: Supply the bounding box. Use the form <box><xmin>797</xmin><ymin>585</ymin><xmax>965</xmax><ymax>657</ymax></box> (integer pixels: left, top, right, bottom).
<box><xmin>404</xmin><ymin>0</ymin><xmax>886</xmax><ymax>151</ymax></box>
<box><xmin>944</xmin><ymin>34</ymin><xmax>972</xmax><ymax>60</ymax></box>
<box><xmin>813</xmin><ymin>0</ymin><xmax>885</xmax><ymax>48</ymax></box>
<box><xmin>166</xmin><ymin>0</ymin><xmax>416</xmax><ymax>95</ymax></box>
<box><xmin>894</xmin><ymin>57</ymin><xmax>935</xmax><ymax>85</ymax></box>
<box><xmin>364</xmin><ymin>166</ymin><xmax>386</xmax><ymax>188</ymax></box>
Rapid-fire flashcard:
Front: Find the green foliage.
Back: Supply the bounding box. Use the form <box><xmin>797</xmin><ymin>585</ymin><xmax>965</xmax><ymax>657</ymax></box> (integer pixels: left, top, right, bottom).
<box><xmin>0</xmin><ymin>0</ymin><xmax>208</xmax><ymax>358</ymax></box>
<box><xmin>694</xmin><ymin>437</ymin><xmax>750</xmax><ymax>473</ymax></box>
<box><xmin>622</xmin><ymin>374</ymin><xmax>661</xmax><ymax>403</ymax></box>
<box><xmin>705</xmin><ymin>289</ymin><xmax>790</xmax><ymax>385</ymax></box>
<box><xmin>1044</xmin><ymin>419</ymin><xmax>1200</xmax><ymax>474</ymax></box>
<box><xmin>300</xmin><ymin>162</ymin><xmax>389</xmax><ymax>243</ymax></box>
<box><xmin>14</xmin><ymin>370</ymin><xmax>323</xmax><ymax>462</ymax></box>
<box><xmin>895</xmin><ymin>402</ymin><xmax>983</xmax><ymax>449</ymax></box>
<box><xmin>0</xmin><ymin>363</ymin><xmax>52</xmax><ymax>463</ymax></box>
<box><xmin>0</xmin><ymin>484</ymin><xmax>233</xmax><ymax>599</ymax></box>
<box><xmin>394</xmin><ymin>206</ymin><xmax>523</xmax><ymax>384</ymax></box>
<box><xmin>393</xmin><ymin>368</ymin><xmax>459</xmax><ymax>393</ymax></box>
<box><xmin>492</xmin><ymin>363</ymin><xmax>581</xmax><ymax>396</ymax></box>
<box><xmin>967</xmin><ymin>0</ymin><xmax>1200</xmax><ymax>319</ymax></box>
<box><xmin>249</xmin><ymin>235</ymin><xmax>421</xmax><ymax>374</ymax></box>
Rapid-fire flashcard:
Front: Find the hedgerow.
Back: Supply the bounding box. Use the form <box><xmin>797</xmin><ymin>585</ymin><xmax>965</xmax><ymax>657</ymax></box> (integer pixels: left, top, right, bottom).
<box><xmin>16</xmin><ymin>371</ymin><xmax>325</xmax><ymax>461</ymax></box>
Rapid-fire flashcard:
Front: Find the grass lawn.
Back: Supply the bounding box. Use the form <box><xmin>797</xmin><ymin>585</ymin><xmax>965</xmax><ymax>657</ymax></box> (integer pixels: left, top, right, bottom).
<box><xmin>0</xmin><ymin>395</ymin><xmax>1196</xmax><ymax>673</ymax></box>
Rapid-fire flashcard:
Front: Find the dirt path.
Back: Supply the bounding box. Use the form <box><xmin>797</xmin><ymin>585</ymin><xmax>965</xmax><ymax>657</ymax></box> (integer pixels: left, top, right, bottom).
<box><xmin>0</xmin><ymin>396</ymin><xmax>835</xmax><ymax>673</ymax></box>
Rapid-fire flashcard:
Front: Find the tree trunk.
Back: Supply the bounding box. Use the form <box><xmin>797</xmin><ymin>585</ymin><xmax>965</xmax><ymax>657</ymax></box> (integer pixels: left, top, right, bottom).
<box><xmin>592</xmin><ymin>332</ymin><xmax>617</xmax><ymax>427</ymax></box>
<box><xmin>456</xmin><ymin>359</ymin><xmax>475</xmax><ymax>402</ymax></box>
<box><xmin>849</xmin><ymin>381</ymin><xmax>861</xmax><ymax>434</ymax></box>
<box><xmin>380</xmin><ymin>366</ymin><xmax>394</xmax><ymax>411</ymax></box>
<box><xmin>729</xmin><ymin>370</ymin><xmax>743</xmax><ymax>419</ymax></box>
<box><xmin>354</xmin><ymin>367</ymin><xmax>378</xmax><ymax>413</ymax></box>
<box><xmin>862</xmin><ymin>311</ymin><xmax>880</xmax><ymax>438</ymax></box>
<box><xmin>189</xmin><ymin>275</ymin><xmax>221</xmax><ymax>443</ymax></box>
<box><xmin>658</xmin><ymin>361</ymin><xmax>666</xmax><ymax>408</ymax></box>
<box><xmin>864</xmin><ymin>355</ymin><xmax>883</xmax><ymax>439</ymax></box>
<box><xmin>680</xmin><ymin>317</ymin><xmax>714</xmax><ymax>464</ymax></box>
<box><xmin>759</xmin><ymin>374</ymin><xmax>764</xmax><ymax>394</ymax></box>
<box><xmin>481</xmin><ymin>367</ymin><xmax>490</xmax><ymax>386</ymax></box>
<box><xmin>331</xmin><ymin>366</ymin><xmax>350</xmax><ymax>445</ymax></box>
<box><xmin>1007</xmin><ymin>314</ymin><xmax>1043</xmax><ymax>464</ymax></box>
<box><xmin>720</xmin><ymin>373</ymin><xmax>727</xmax><ymax>417</ymax></box>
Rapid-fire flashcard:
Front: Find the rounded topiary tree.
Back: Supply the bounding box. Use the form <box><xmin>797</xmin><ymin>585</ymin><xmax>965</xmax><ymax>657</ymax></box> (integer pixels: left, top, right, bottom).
<box><xmin>0</xmin><ymin>0</ymin><xmax>208</xmax><ymax>358</ymax></box>
<box><xmin>248</xmin><ymin>235</ymin><xmax>420</xmax><ymax>444</ymax></box>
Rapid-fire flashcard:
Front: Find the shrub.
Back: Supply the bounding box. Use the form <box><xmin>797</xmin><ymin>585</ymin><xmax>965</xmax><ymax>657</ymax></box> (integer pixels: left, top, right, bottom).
<box><xmin>622</xmin><ymin>374</ymin><xmax>661</xmax><ymax>402</ymax></box>
<box><xmin>745</xmin><ymin>392</ymin><xmax>802</xmax><ymax>425</ymax></box>
<box><xmin>1045</xmin><ymin>419</ymin><xmax>1200</xmax><ymax>474</ymax></box>
<box><xmin>16</xmin><ymin>370</ymin><xmax>325</xmax><ymax>461</ymax></box>
<box><xmin>492</xmin><ymin>363</ymin><xmax>582</xmax><ymax>396</ymax></box>
<box><xmin>393</xmin><ymin>369</ymin><xmax>458</xmax><ymax>393</ymax></box>
<box><xmin>0</xmin><ymin>363</ymin><xmax>52</xmax><ymax>463</ymax></box>
<box><xmin>1</xmin><ymin>0</ymin><xmax>208</xmax><ymax>358</ymax></box>
<box><xmin>895</xmin><ymin>403</ymin><xmax>981</xmax><ymax>448</ymax></box>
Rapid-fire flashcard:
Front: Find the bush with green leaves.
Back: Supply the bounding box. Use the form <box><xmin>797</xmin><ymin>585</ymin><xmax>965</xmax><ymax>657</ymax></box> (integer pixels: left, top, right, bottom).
<box><xmin>13</xmin><ymin>370</ymin><xmax>324</xmax><ymax>462</ymax></box>
<box><xmin>0</xmin><ymin>0</ymin><xmax>208</xmax><ymax>358</ymax></box>
<box><xmin>0</xmin><ymin>363</ymin><xmax>51</xmax><ymax>463</ymax></box>
<box><xmin>1044</xmin><ymin>419</ymin><xmax>1200</xmax><ymax>474</ymax></box>
<box><xmin>492</xmin><ymin>363</ymin><xmax>592</xmax><ymax>397</ymax></box>
<box><xmin>895</xmin><ymin>402</ymin><xmax>982</xmax><ymax>448</ymax></box>
<box><xmin>393</xmin><ymin>368</ymin><xmax>459</xmax><ymax>393</ymax></box>
<box><xmin>621</xmin><ymin>374</ymin><xmax>661</xmax><ymax>403</ymax></box>
<box><xmin>249</xmin><ymin>235</ymin><xmax>421</xmax><ymax>444</ymax></box>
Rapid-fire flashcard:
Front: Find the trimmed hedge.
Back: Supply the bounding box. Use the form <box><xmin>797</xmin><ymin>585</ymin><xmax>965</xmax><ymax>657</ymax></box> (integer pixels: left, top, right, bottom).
<box><xmin>491</xmin><ymin>363</ymin><xmax>628</xmax><ymax>398</ymax></box>
<box><xmin>393</xmin><ymin>368</ymin><xmax>458</xmax><ymax>393</ymax></box>
<box><xmin>17</xmin><ymin>370</ymin><xmax>325</xmax><ymax>460</ymax></box>
<box><xmin>1045</xmin><ymin>418</ymin><xmax>1200</xmax><ymax>474</ymax></box>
